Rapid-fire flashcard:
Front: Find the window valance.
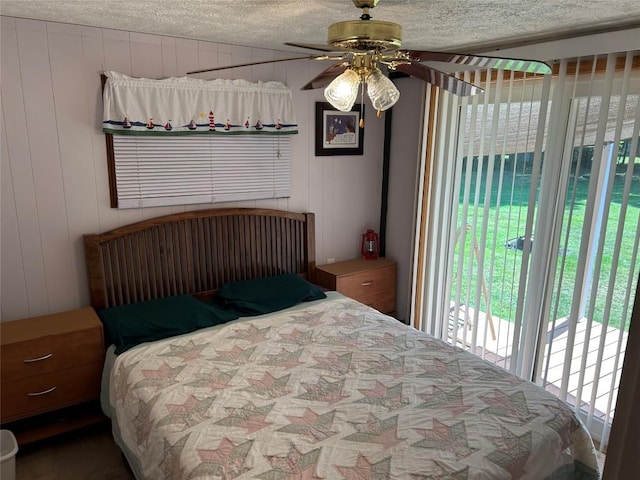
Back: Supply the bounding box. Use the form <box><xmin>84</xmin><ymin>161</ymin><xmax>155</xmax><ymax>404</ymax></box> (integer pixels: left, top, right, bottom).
<box><xmin>102</xmin><ymin>71</ymin><xmax>298</xmax><ymax>135</ymax></box>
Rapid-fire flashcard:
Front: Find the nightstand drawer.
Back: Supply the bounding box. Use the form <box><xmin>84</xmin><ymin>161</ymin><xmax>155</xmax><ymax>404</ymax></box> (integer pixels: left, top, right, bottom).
<box><xmin>337</xmin><ymin>267</ymin><xmax>395</xmax><ymax>312</ymax></box>
<box><xmin>0</xmin><ymin>362</ymin><xmax>103</xmax><ymax>422</ymax></box>
<box><xmin>0</xmin><ymin>327</ymin><xmax>103</xmax><ymax>383</ymax></box>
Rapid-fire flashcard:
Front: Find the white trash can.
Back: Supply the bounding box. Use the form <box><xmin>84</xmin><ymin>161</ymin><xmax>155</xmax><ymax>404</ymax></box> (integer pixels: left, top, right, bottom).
<box><xmin>0</xmin><ymin>430</ymin><xmax>18</xmax><ymax>480</ymax></box>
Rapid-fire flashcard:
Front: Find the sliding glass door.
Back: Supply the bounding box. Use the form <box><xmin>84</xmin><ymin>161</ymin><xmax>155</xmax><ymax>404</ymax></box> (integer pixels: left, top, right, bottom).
<box><xmin>535</xmin><ymin>72</ymin><xmax>639</xmax><ymax>447</ymax></box>
<box><xmin>415</xmin><ymin>52</ymin><xmax>640</xmax><ymax>448</ymax></box>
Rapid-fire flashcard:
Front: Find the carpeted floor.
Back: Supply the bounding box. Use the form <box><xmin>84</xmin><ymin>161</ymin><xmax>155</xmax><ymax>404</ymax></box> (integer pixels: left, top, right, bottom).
<box><xmin>15</xmin><ymin>422</ymin><xmax>133</xmax><ymax>480</ymax></box>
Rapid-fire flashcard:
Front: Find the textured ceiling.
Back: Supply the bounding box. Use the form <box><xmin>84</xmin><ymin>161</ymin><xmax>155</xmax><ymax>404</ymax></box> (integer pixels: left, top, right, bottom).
<box><xmin>2</xmin><ymin>0</ymin><xmax>640</xmax><ymax>57</ymax></box>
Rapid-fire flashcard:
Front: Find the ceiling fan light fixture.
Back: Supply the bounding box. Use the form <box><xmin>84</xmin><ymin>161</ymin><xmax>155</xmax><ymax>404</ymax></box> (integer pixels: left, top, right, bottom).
<box><xmin>324</xmin><ymin>68</ymin><xmax>361</xmax><ymax>112</ymax></box>
<box><xmin>366</xmin><ymin>68</ymin><xmax>399</xmax><ymax>111</ymax></box>
<box><xmin>190</xmin><ymin>0</ymin><xmax>553</xmax><ymax>105</ymax></box>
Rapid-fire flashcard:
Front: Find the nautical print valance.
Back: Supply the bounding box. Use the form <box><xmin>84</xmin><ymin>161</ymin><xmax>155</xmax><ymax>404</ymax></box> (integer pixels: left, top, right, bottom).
<box><xmin>102</xmin><ymin>71</ymin><xmax>298</xmax><ymax>135</ymax></box>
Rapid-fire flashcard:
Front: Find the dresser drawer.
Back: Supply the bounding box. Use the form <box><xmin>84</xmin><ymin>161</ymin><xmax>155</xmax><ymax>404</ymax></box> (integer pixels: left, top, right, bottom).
<box><xmin>0</xmin><ymin>327</ymin><xmax>103</xmax><ymax>383</ymax></box>
<box><xmin>337</xmin><ymin>266</ymin><xmax>396</xmax><ymax>313</ymax></box>
<box><xmin>0</xmin><ymin>362</ymin><xmax>103</xmax><ymax>422</ymax></box>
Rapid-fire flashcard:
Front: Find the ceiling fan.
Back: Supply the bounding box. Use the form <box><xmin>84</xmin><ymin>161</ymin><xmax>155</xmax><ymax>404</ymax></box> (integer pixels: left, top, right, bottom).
<box><xmin>187</xmin><ymin>0</ymin><xmax>552</xmax><ymax>114</ymax></box>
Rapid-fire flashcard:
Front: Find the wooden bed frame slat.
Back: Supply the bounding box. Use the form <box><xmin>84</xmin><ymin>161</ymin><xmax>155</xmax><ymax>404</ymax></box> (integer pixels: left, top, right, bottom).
<box><xmin>83</xmin><ymin>208</ymin><xmax>316</xmax><ymax>309</ymax></box>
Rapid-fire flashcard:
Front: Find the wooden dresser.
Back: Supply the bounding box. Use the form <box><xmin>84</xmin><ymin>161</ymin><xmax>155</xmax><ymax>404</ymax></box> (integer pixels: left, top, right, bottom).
<box><xmin>315</xmin><ymin>258</ymin><xmax>397</xmax><ymax>315</ymax></box>
<box><xmin>0</xmin><ymin>307</ymin><xmax>105</xmax><ymax>443</ymax></box>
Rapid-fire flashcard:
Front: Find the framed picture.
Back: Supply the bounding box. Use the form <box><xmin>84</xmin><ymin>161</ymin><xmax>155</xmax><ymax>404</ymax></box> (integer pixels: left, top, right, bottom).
<box><xmin>315</xmin><ymin>102</ymin><xmax>364</xmax><ymax>156</ymax></box>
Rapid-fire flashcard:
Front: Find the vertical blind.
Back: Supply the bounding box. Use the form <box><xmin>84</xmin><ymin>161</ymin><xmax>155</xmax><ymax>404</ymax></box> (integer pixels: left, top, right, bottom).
<box><xmin>113</xmin><ymin>135</ymin><xmax>291</xmax><ymax>208</ymax></box>
<box><xmin>416</xmin><ymin>51</ymin><xmax>640</xmax><ymax>449</ymax></box>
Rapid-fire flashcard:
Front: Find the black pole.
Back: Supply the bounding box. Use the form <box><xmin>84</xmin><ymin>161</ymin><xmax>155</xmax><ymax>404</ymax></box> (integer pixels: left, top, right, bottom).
<box><xmin>379</xmin><ymin>106</ymin><xmax>393</xmax><ymax>257</ymax></box>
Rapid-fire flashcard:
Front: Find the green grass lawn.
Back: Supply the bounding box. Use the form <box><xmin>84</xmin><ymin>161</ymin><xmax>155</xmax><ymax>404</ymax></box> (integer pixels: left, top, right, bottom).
<box><xmin>452</xmin><ymin>154</ymin><xmax>639</xmax><ymax>331</ymax></box>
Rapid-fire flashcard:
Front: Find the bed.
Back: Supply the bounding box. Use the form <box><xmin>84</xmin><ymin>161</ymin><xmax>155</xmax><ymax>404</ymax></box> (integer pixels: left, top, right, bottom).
<box><xmin>84</xmin><ymin>208</ymin><xmax>600</xmax><ymax>479</ymax></box>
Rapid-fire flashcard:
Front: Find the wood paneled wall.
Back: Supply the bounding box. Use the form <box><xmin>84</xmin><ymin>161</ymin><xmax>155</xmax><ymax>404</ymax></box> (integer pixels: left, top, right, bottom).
<box><xmin>0</xmin><ymin>17</ymin><xmax>385</xmax><ymax>322</ymax></box>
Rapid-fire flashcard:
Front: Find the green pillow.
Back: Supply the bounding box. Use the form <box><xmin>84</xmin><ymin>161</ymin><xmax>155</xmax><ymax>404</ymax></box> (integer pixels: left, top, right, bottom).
<box><xmin>98</xmin><ymin>295</ymin><xmax>238</xmax><ymax>354</ymax></box>
<box><xmin>213</xmin><ymin>274</ymin><xmax>326</xmax><ymax>316</ymax></box>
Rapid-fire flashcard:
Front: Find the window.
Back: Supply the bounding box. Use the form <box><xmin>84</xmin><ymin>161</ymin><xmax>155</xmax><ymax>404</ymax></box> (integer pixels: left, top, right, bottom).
<box><xmin>101</xmin><ymin>71</ymin><xmax>298</xmax><ymax>209</ymax></box>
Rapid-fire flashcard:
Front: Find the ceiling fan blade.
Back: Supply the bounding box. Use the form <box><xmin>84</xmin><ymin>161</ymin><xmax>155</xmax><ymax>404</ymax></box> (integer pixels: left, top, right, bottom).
<box><xmin>187</xmin><ymin>56</ymin><xmax>317</xmax><ymax>75</ymax></box>
<box><xmin>402</xmin><ymin>50</ymin><xmax>552</xmax><ymax>75</ymax></box>
<box><xmin>394</xmin><ymin>62</ymin><xmax>483</xmax><ymax>96</ymax></box>
<box><xmin>285</xmin><ymin>42</ymin><xmax>340</xmax><ymax>53</ymax></box>
<box><xmin>301</xmin><ymin>62</ymin><xmax>349</xmax><ymax>90</ymax></box>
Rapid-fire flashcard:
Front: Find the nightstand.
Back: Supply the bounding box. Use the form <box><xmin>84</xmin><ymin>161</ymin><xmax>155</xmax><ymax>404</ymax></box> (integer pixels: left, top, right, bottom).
<box><xmin>315</xmin><ymin>258</ymin><xmax>397</xmax><ymax>315</ymax></box>
<box><xmin>0</xmin><ymin>307</ymin><xmax>106</xmax><ymax>444</ymax></box>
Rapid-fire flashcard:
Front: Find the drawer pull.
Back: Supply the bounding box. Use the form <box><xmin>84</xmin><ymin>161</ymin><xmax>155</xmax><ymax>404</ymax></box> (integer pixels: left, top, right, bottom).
<box><xmin>361</xmin><ymin>281</ymin><xmax>374</xmax><ymax>286</ymax></box>
<box><xmin>27</xmin><ymin>386</ymin><xmax>57</xmax><ymax>397</ymax></box>
<box><xmin>23</xmin><ymin>353</ymin><xmax>53</xmax><ymax>363</ymax></box>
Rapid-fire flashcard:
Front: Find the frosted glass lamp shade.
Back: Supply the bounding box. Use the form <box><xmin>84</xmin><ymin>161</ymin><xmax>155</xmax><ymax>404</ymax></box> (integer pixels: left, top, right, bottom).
<box><xmin>367</xmin><ymin>69</ymin><xmax>400</xmax><ymax>111</ymax></box>
<box><xmin>324</xmin><ymin>69</ymin><xmax>360</xmax><ymax>112</ymax></box>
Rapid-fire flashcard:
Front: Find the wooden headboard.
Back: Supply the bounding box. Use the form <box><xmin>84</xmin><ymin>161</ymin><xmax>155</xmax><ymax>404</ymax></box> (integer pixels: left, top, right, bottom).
<box><xmin>83</xmin><ymin>208</ymin><xmax>316</xmax><ymax>309</ymax></box>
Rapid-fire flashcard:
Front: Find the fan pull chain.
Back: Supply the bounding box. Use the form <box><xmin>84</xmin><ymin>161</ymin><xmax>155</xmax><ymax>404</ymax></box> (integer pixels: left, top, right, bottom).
<box><xmin>359</xmin><ymin>81</ymin><xmax>365</xmax><ymax>128</ymax></box>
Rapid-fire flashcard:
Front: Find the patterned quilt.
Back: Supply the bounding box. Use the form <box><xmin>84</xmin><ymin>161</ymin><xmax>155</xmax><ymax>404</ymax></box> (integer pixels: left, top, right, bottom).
<box><xmin>105</xmin><ymin>293</ymin><xmax>600</xmax><ymax>479</ymax></box>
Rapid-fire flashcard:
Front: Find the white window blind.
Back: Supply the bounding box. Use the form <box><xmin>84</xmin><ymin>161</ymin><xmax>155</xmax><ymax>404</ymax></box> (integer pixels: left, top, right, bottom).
<box><xmin>417</xmin><ymin>52</ymin><xmax>640</xmax><ymax>450</ymax></box>
<box><xmin>113</xmin><ymin>135</ymin><xmax>291</xmax><ymax>208</ymax></box>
